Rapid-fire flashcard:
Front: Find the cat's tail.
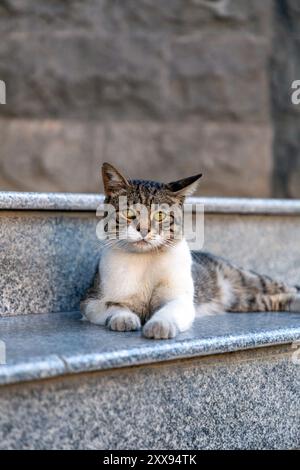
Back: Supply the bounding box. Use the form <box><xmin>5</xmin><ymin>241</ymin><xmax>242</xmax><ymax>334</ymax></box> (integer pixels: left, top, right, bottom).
<box><xmin>192</xmin><ymin>251</ymin><xmax>300</xmax><ymax>314</ymax></box>
<box><xmin>220</xmin><ymin>260</ymin><xmax>300</xmax><ymax>313</ymax></box>
<box><xmin>228</xmin><ymin>269</ymin><xmax>300</xmax><ymax>313</ymax></box>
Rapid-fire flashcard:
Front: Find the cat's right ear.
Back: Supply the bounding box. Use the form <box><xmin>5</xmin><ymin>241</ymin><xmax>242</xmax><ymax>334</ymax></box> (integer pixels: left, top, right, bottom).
<box><xmin>102</xmin><ymin>163</ymin><xmax>129</xmax><ymax>196</ymax></box>
<box><xmin>167</xmin><ymin>173</ymin><xmax>202</xmax><ymax>200</ymax></box>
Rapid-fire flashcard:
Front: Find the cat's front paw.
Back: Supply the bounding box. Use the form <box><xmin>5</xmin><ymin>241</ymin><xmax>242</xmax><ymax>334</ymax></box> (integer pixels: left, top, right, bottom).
<box><xmin>143</xmin><ymin>319</ymin><xmax>177</xmax><ymax>340</ymax></box>
<box><xmin>108</xmin><ymin>311</ymin><xmax>141</xmax><ymax>332</ymax></box>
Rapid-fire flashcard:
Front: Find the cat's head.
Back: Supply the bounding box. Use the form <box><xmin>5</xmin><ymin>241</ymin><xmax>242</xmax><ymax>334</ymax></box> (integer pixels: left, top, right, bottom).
<box><xmin>101</xmin><ymin>163</ymin><xmax>202</xmax><ymax>253</ymax></box>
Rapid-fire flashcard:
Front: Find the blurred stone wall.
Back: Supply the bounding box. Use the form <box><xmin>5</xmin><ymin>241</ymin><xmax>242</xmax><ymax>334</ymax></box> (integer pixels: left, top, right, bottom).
<box><xmin>271</xmin><ymin>0</ymin><xmax>300</xmax><ymax>198</ymax></box>
<box><xmin>0</xmin><ymin>0</ymin><xmax>296</xmax><ymax>198</ymax></box>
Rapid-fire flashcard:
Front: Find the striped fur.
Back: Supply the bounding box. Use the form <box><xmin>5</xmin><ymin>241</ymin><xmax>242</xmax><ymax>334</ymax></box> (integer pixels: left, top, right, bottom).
<box><xmin>81</xmin><ymin>164</ymin><xmax>300</xmax><ymax>339</ymax></box>
<box><xmin>192</xmin><ymin>251</ymin><xmax>300</xmax><ymax>315</ymax></box>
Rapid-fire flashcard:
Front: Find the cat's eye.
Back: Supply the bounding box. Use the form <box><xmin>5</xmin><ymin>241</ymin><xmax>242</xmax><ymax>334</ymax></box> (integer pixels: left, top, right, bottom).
<box><xmin>153</xmin><ymin>211</ymin><xmax>167</xmax><ymax>222</ymax></box>
<box><xmin>121</xmin><ymin>208</ymin><xmax>136</xmax><ymax>220</ymax></box>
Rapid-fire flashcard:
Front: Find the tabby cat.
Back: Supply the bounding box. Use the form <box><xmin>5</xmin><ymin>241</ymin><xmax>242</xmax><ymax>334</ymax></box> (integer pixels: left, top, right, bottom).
<box><xmin>81</xmin><ymin>163</ymin><xmax>300</xmax><ymax>339</ymax></box>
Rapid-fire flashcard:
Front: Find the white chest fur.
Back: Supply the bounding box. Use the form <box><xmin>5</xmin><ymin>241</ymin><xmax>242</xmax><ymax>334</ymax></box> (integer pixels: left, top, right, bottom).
<box><xmin>84</xmin><ymin>239</ymin><xmax>196</xmax><ymax>336</ymax></box>
<box><xmin>99</xmin><ymin>239</ymin><xmax>194</xmax><ymax>306</ymax></box>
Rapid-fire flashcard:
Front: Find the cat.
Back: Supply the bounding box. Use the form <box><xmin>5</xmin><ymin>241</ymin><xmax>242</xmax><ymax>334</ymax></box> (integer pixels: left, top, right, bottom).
<box><xmin>81</xmin><ymin>163</ymin><xmax>300</xmax><ymax>339</ymax></box>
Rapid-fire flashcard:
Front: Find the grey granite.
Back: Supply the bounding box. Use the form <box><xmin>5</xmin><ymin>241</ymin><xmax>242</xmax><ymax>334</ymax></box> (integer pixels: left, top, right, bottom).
<box><xmin>1</xmin><ymin>209</ymin><xmax>300</xmax><ymax>316</ymax></box>
<box><xmin>0</xmin><ymin>344</ymin><xmax>299</xmax><ymax>449</ymax></box>
<box><xmin>0</xmin><ymin>212</ymin><xmax>101</xmax><ymax>315</ymax></box>
<box><xmin>1</xmin><ymin>192</ymin><xmax>300</xmax><ymax>214</ymax></box>
<box><xmin>0</xmin><ymin>191</ymin><xmax>104</xmax><ymax>211</ymax></box>
<box><xmin>204</xmin><ymin>213</ymin><xmax>300</xmax><ymax>286</ymax></box>
<box><xmin>0</xmin><ymin>310</ymin><xmax>300</xmax><ymax>386</ymax></box>
<box><xmin>190</xmin><ymin>197</ymin><xmax>300</xmax><ymax>215</ymax></box>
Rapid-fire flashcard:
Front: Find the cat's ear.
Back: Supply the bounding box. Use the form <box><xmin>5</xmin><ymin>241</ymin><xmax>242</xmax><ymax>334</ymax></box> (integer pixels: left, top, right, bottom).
<box><xmin>102</xmin><ymin>163</ymin><xmax>129</xmax><ymax>196</ymax></box>
<box><xmin>167</xmin><ymin>173</ymin><xmax>202</xmax><ymax>199</ymax></box>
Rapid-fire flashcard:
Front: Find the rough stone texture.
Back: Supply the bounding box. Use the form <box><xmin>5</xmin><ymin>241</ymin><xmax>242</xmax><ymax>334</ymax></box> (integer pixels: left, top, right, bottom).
<box><xmin>0</xmin><ymin>1</ymin><xmax>272</xmax><ymax>36</ymax></box>
<box><xmin>110</xmin><ymin>0</ymin><xmax>272</xmax><ymax>36</ymax></box>
<box><xmin>0</xmin><ymin>0</ymin><xmax>298</xmax><ymax>197</ymax></box>
<box><xmin>0</xmin><ymin>208</ymin><xmax>299</xmax><ymax>316</ymax></box>
<box><xmin>0</xmin><ymin>31</ymin><xmax>270</xmax><ymax>122</ymax></box>
<box><xmin>169</xmin><ymin>33</ymin><xmax>270</xmax><ymax>122</ymax></box>
<box><xmin>271</xmin><ymin>0</ymin><xmax>300</xmax><ymax>198</ymax></box>
<box><xmin>0</xmin><ymin>119</ymin><xmax>104</xmax><ymax>192</ymax></box>
<box><xmin>0</xmin><ymin>345</ymin><xmax>299</xmax><ymax>449</ymax></box>
<box><xmin>0</xmin><ymin>119</ymin><xmax>273</xmax><ymax>196</ymax></box>
<box><xmin>0</xmin><ymin>33</ymin><xmax>169</xmax><ymax>120</ymax></box>
<box><xmin>0</xmin><ymin>1</ymin><xmax>274</xmax><ymax>197</ymax></box>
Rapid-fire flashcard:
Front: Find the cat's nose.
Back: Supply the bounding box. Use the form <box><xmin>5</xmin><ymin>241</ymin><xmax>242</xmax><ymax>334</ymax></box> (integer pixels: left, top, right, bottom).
<box><xmin>136</xmin><ymin>223</ymin><xmax>150</xmax><ymax>238</ymax></box>
<box><xmin>140</xmin><ymin>229</ymin><xmax>150</xmax><ymax>238</ymax></box>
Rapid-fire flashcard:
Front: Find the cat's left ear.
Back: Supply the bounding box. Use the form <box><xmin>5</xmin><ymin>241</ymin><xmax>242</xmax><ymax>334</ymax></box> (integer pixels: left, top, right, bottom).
<box><xmin>102</xmin><ymin>162</ymin><xmax>130</xmax><ymax>196</ymax></box>
<box><xmin>167</xmin><ymin>173</ymin><xmax>202</xmax><ymax>199</ymax></box>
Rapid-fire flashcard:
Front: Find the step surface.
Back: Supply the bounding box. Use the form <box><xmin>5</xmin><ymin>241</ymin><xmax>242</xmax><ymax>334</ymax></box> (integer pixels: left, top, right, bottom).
<box><xmin>1</xmin><ymin>311</ymin><xmax>300</xmax><ymax>385</ymax></box>
<box><xmin>1</xmin><ymin>191</ymin><xmax>300</xmax><ymax>213</ymax></box>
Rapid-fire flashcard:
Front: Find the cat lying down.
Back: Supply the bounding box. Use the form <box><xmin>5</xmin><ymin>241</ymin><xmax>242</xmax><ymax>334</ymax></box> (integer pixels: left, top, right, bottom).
<box><xmin>81</xmin><ymin>163</ymin><xmax>300</xmax><ymax>340</ymax></box>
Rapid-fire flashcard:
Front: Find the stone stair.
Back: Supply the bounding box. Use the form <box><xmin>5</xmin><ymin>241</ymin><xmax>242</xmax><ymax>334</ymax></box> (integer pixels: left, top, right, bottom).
<box><xmin>0</xmin><ymin>192</ymin><xmax>299</xmax><ymax>449</ymax></box>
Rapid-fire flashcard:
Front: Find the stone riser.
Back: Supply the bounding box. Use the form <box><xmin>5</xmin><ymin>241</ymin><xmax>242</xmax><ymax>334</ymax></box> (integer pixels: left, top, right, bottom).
<box><xmin>0</xmin><ymin>345</ymin><xmax>298</xmax><ymax>450</ymax></box>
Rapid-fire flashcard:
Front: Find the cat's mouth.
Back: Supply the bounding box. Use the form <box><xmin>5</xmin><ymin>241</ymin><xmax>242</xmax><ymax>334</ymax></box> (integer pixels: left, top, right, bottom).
<box><xmin>128</xmin><ymin>237</ymin><xmax>167</xmax><ymax>252</ymax></box>
<box><xmin>130</xmin><ymin>239</ymin><xmax>155</xmax><ymax>251</ymax></box>
<box><xmin>133</xmin><ymin>240</ymin><xmax>149</xmax><ymax>247</ymax></box>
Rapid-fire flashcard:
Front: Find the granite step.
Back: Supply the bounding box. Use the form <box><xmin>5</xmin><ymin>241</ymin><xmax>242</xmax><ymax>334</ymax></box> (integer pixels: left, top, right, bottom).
<box><xmin>0</xmin><ymin>192</ymin><xmax>300</xmax><ymax>449</ymax></box>
<box><xmin>0</xmin><ymin>310</ymin><xmax>299</xmax><ymax>449</ymax></box>
<box><xmin>1</xmin><ymin>310</ymin><xmax>300</xmax><ymax>386</ymax></box>
<box><xmin>0</xmin><ymin>192</ymin><xmax>300</xmax><ymax>317</ymax></box>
